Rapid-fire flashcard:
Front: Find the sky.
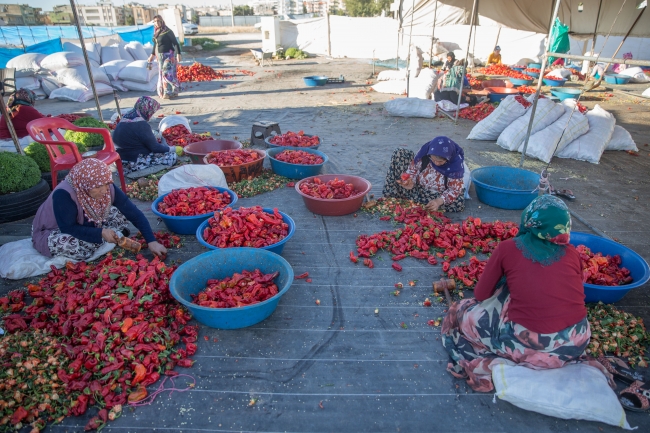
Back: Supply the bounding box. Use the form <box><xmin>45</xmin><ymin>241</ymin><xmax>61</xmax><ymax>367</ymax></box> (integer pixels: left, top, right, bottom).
<box><xmin>8</xmin><ymin>0</ymin><xmax>253</xmax><ymax>13</ymax></box>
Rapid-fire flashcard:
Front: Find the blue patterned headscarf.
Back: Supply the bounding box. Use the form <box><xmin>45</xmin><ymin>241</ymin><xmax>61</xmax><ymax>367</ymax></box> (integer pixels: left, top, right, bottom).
<box><xmin>413</xmin><ymin>136</ymin><xmax>465</xmax><ymax>179</ymax></box>
<box><xmin>121</xmin><ymin>96</ymin><xmax>160</xmax><ymax>123</ymax></box>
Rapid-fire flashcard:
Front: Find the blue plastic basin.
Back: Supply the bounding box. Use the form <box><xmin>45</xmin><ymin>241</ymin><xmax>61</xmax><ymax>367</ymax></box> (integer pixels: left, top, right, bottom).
<box><xmin>303</xmin><ymin>76</ymin><xmax>328</xmax><ymax>86</ymax></box>
<box><xmin>196</xmin><ymin>207</ymin><xmax>295</xmax><ymax>254</ymax></box>
<box><xmin>570</xmin><ymin>232</ymin><xmax>650</xmax><ymax>304</ymax></box>
<box><xmin>525</xmin><ymin>71</ymin><xmax>540</xmax><ymax>78</ymax></box>
<box><xmin>488</xmin><ymin>93</ymin><xmax>510</xmax><ymax>103</ymax></box>
<box><xmin>542</xmin><ymin>77</ymin><xmax>567</xmax><ymax>87</ymax></box>
<box><xmin>550</xmin><ymin>87</ymin><xmax>582</xmax><ymax>101</ymax></box>
<box><xmin>528</xmin><ymin>62</ymin><xmax>542</xmax><ymax>69</ymax></box>
<box><xmin>169</xmin><ymin>248</ymin><xmax>294</xmax><ymax>329</ymax></box>
<box><xmin>512</xmin><ymin>67</ymin><xmax>526</xmax><ymax>72</ymax></box>
<box><xmin>604</xmin><ymin>74</ymin><xmax>632</xmax><ymax>85</ymax></box>
<box><xmin>267</xmin><ymin>146</ymin><xmax>328</xmax><ymax>179</ymax></box>
<box><xmin>508</xmin><ymin>77</ymin><xmax>534</xmax><ymax>86</ymax></box>
<box><xmin>265</xmin><ymin>134</ymin><xmax>320</xmax><ymax>150</ymax></box>
<box><xmin>471</xmin><ymin>166</ymin><xmax>539</xmax><ymax>210</ymax></box>
<box><xmin>151</xmin><ymin>187</ymin><xmax>238</xmax><ymax>235</ymax></box>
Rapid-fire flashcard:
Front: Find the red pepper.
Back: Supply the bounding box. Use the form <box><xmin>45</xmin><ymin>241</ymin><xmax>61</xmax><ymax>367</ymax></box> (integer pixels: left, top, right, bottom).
<box><xmin>268</xmin><ymin>130</ymin><xmax>320</xmax><ymax>147</ymax></box>
<box><xmin>274</xmin><ymin>149</ymin><xmax>324</xmax><ymax>165</ymax></box>
<box><xmin>391</xmin><ymin>262</ymin><xmax>403</xmax><ymax>272</ymax></box>
<box><xmin>299</xmin><ymin>177</ymin><xmax>360</xmax><ymax>199</ymax></box>
<box><xmin>295</xmin><ymin>272</ymin><xmax>309</xmax><ymax>280</ymax></box>
<box><xmin>205</xmin><ymin>149</ymin><xmax>262</xmax><ymax>166</ymax></box>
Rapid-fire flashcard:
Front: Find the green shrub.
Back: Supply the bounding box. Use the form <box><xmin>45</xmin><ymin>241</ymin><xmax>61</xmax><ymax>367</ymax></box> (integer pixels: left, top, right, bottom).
<box><xmin>0</xmin><ymin>152</ymin><xmax>41</xmax><ymax>194</ymax></box>
<box><xmin>285</xmin><ymin>47</ymin><xmax>307</xmax><ymax>59</ymax></box>
<box><xmin>24</xmin><ymin>142</ymin><xmax>51</xmax><ymax>173</ymax></box>
<box><xmin>189</xmin><ymin>37</ymin><xmax>219</xmax><ymax>50</ymax></box>
<box><xmin>63</xmin><ymin>117</ymin><xmax>110</xmax><ymax>152</ymax></box>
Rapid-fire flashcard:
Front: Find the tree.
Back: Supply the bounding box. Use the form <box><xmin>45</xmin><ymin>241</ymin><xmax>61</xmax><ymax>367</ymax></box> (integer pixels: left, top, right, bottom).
<box><xmin>233</xmin><ymin>5</ymin><xmax>254</xmax><ymax>16</ymax></box>
<box><xmin>344</xmin><ymin>0</ymin><xmax>389</xmax><ymax>17</ymax></box>
<box><xmin>125</xmin><ymin>15</ymin><xmax>135</xmax><ymax>26</ymax></box>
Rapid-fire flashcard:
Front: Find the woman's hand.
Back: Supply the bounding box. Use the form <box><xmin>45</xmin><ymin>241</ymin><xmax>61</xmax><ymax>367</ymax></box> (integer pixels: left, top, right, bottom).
<box><xmin>176</xmin><ymin>54</ymin><xmax>181</xmax><ymax>63</ymax></box>
<box><xmin>397</xmin><ymin>175</ymin><xmax>415</xmax><ymax>190</ymax></box>
<box><xmin>102</xmin><ymin>229</ymin><xmax>119</xmax><ymax>244</ymax></box>
<box><xmin>425</xmin><ymin>197</ymin><xmax>445</xmax><ymax>212</ymax></box>
<box><xmin>147</xmin><ymin>54</ymin><xmax>155</xmax><ymax>63</ymax></box>
<box><xmin>148</xmin><ymin>241</ymin><xmax>167</xmax><ymax>259</ymax></box>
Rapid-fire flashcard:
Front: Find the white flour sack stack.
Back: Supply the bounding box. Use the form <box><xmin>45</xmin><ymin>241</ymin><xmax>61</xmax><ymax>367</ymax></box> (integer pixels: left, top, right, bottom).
<box><xmin>7</xmin><ymin>53</ymin><xmax>48</xmax><ymax>100</ymax></box>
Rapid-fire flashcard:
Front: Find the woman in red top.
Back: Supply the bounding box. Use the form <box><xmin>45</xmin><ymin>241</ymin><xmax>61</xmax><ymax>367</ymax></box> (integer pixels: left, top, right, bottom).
<box><xmin>0</xmin><ymin>88</ymin><xmax>44</xmax><ymax>139</ymax></box>
<box><xmin>441</xmin><ymin>195</ymin><xmax>611</xmax><ymax>392</ymax></box>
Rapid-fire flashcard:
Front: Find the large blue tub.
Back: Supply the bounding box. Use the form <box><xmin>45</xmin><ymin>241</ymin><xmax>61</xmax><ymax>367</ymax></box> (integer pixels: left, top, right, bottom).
<box><xmin>570</xmin><ymin>232</ymin><xmax>650</xmax><ymax>304</ymax></box>
<box><xmin>267</xmin><ymin>146</ymin><xmax>328</xmax><ymax>179</ymax></box>
<box><xmin>169</xmin><ymin>248</ymin><xmax>294</xmax><ymax>329</ymax></box>
<box><xmin>471</xmin><ymin>166</ymin><xmax>539</xmax><ymax>210</ymax></box>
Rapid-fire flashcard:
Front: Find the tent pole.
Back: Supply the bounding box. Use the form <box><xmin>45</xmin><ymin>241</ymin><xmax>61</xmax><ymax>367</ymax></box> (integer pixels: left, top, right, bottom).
<box><xmin>70</xmin><ymin>0</ymin><xmax>104</xmax><ymax>122</ymax></box>
<box><xmin>428</xmin><ymin>0</ymin><xmax>438</xmax><ymax>66</ymax></box>
<box><xmin>396</xmin><ymin>0</ymin><xmax>404</xmax><ymax>70</ymax></box>
<box><xmin>454</xmin><ymin>0</ymin><xmax>478</xmax><ymax>123</ymax></box>
<box><xmin>519</xmin><ymin>0</ymin><xmax>562</xmax><ymax>168</ymax></box>
<box><xmin>0</xmin><ymin>98</ymin><xmax>23</xmax><ymax>155</ymax></box>
<box><xmin>406</xmin><ymin>0</ymin><xmax>415</xmax><ymax>97</ymax></box>
<box><xmin>590</xmin><ymin>0</ymin><xmax>604</xmax><ymax>53</ymax></box>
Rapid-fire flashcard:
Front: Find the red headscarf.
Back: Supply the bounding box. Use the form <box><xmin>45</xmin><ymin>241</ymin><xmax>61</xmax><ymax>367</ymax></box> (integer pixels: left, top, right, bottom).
<box><xmin>65</xmin><ymin>159</ymin><xmax>113</xmax><ymax>224</ymax></box>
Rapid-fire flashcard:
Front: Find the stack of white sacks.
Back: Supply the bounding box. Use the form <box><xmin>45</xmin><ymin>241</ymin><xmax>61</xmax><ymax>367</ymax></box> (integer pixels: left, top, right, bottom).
<box><xmin>467</xmin><ymin>94</ymin><xmax>638</xmax><ymax>164</ymax></box>
<box><xmin>372</xmin><ymin>45</ymin><xmax>441</xmax><ymax>101</ymax></box>
<box><xmin>5</xmin><ymin>41</ymin><xmax>157</xmax><ymax>103</ymax></box>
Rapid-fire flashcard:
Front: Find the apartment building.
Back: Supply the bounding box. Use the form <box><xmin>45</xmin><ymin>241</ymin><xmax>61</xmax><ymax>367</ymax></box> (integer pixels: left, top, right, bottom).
<box><xmin>130</xmin><ymin>3</ymin><xmax>156</xmax><ymax>25</ymax></box>
<box><xmin>76</xmin><ymin>1</ymin><xmax>121</xmax><ymax>26</ymax></box>
<box><xmin>0</xmin><ymin>4</ymin><xmax>42</xmax><ymax>26</ymax></box>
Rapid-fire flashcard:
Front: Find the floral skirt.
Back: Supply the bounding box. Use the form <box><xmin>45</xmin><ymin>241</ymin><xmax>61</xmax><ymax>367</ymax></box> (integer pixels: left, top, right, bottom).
<box><xmin>382</xmin><ymin>148</ymin><xmax>465</xmax><ymax>212</ymax></box>
<box><xmin>47</xmin><ymin>207</ymin><xmax>128</xmax><ymax>261</ymax></box>
<box><xmin>157</xmin><ymin>51</ymin><xmax>180</xmax><ymax>98</ymax></box>
<box><xmin>123</xmin><ymin>150</ymin><xmax>177</xmax><ymax>175</ymax></box>
<box><xmin>441</xmin><ymin>279</ymin><xmax>612</xmax><ymax>392</ymax></box>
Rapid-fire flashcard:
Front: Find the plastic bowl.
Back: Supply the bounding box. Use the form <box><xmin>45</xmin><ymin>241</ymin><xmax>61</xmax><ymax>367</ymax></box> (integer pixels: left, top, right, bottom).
<box><xmin>512</xmin><ymin>67</ymin><xmax>526</xmax><ymax>72</ymax></box>
<box><xmin>550</xmin><ymin>87</ymin><xmax>582</xmax><ymax>101</ymax></box>
<box><xmin>203</xmin><ymin>149</ymin><xmax>266</xmax><ymax>183</ymax></box>
<box><xmin>471</xmin><ymin>166</ymin><xmax>539</xmax><ymax>210</ymax></box>
<box><xmin>525</xmin><ymin>71</ymin><xmax>540</xmax><ymax>78</ymax></box>
<box><xmin>169</xmin><ymin>248</ymin><xmax>294</xmax><ymax>329</ymax></box>
<box><xmin>303</xmin><ymin>76</ymin><xmax>328</xmax><ymax>86</ymax></box>
<box><xmin>604</xmin><ymin>74</ymin><xmax>632</xmax><ymax>85</ymax></box>
<box><xmin>508</xmin><ymin>77</ymin><xmax>534</xmax><ymax>86</ymax></box>
<box><xmin>184</xmin><ymin>139</ymin><xmax>243</xmax><ymax>164</ymax></box>
<box><xmin>542</xmin><ymin>77</ymin><xmax>567</xmax><ymax>87</ymax></box>
<box><xmin>570</xmin><ymin>232</ymin><xmax>650</xmax><ymax>304</ymax></box>
<box><xmin>528</xmin><ymin>62</ymin><xmax>542</xmax><ymax>69</ymax></box>
<box><xmin>196</xmin><ymin>207</ymin><xmax>295</xmax><ymax>254</ymax></box>
<box><xmin>295</xmin><ymin>174</ymin><xmax>371</xmax><ymax>216</ymax></box>
<box><xmin>151</xmin><ymin>187</ymin><xmax>238</xmax><ymax>235</ymax></box>
<box><xmin>267</xmin><ymin>147</ymin><xmax>328</xmax><ymax>180</ymax></box>
<box><xmin>265</xmin><ymin>134</ymin><xmax>321</xmax><ymax>150</ymax></box>
<box><xmin>484</xmin><ymin>87</ymin><xmax>520</xmax><ymax>103</ymax></box>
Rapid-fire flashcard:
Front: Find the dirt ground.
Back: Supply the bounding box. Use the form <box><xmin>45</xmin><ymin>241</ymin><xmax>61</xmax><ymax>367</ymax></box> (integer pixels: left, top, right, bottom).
<box><xmin>1</xmin><ymin>34</ymin><xmax>650</xmax><ymax>432</ymax></box>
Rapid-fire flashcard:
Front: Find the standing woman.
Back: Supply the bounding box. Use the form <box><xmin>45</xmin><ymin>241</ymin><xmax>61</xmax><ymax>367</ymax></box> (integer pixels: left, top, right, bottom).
<box><xmin>147</xmin><ymin>15</ymin><xmax>182</xmax><ymax>100</ymax></box>
<box><xmin>382</xmin><ymin>137</ymin><xmax>465</xmax><ymax>212</ymax></box>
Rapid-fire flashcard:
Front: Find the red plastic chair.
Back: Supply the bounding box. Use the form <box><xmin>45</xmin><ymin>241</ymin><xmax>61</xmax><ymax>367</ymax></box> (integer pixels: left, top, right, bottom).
<box><xmin>26</xmin><ymin>117</ymin><xmax>127</xmax><ymax>191</ymax></box>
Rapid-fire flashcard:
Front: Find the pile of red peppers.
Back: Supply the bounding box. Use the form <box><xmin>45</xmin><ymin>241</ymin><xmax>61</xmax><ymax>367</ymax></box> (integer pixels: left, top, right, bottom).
<box><xmin>201</xmin><ymin>206</ymin><xmax>288</xmax><ymax>249</ymax></box>
<box><xmin>177</xmin><ymin>62</ymin><xmax>230</xmax><ymax>82</ymax></box>
<box><xmin>162</xmin><ymin>124</ymin><xmax>211</xmax><ymax>148</ymax></box>
<box><xmin>192</xmin><ymin>269</ymin><xmax>280</xmax><ymax>308</ymax></box>
<box><xmin>576</xmin><ymin>244</ymin><xmax>633</xmax><ymax>286</ymax></box>
<box><xmin>299</xmin><ymin>177</ymin><xmax>359</xmax><ymax>199</ymax></box>
<box><xmin>458</xmin><ymin>103</ymin><xmax>495</xmax><ymax>122</ymax></box>
<box><xmin>205</xmin><ymin>149</ymin><xmax>261</xmax><ymax>166</ymax></box>
<box><xmin>157</xmin><ymin>187</ymin><xmax>231</xmax><ymax>217</ymax></box>
<box><xmin>274</xmin><ymin>150</ymin><xmax>324</xmax><ymax>165</ymax></box>
<box><xmin>268</xmin><ymin>131</ymin><xmax>320</xmax><ymax>147</ymax></box>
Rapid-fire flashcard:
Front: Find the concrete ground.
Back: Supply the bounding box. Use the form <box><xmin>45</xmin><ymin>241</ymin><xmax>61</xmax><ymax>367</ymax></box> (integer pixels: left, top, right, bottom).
<box><xmin>1</xmin><ymin>35</ymin><xmax>650</xmax><ymax>432</ymax></box>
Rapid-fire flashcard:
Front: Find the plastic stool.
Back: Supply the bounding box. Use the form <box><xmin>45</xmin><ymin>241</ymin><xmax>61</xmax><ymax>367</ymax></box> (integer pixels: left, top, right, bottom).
<box><xmin>251</xmin><ymin>121</ymin><xmax>281</xmax><ymax>147</ymax></box>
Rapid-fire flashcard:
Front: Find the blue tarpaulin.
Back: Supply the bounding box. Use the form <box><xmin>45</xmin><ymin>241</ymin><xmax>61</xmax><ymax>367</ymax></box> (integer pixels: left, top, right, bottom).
<box><xmin>0</xmin><ymin>25</ymin><xmax>154</xmax><ymax>68</ymax></box>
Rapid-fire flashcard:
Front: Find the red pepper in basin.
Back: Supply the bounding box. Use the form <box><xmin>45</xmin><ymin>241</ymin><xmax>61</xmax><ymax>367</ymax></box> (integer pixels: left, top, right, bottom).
<box><xmin>192</xmin><ymin>269</ymin><xmax>280</xmax><ymax>308</ymax></box>
<box><xmin>157</xmin><ymin>187</ymin><xmax>231</xmax><ymax>217</ymax></box>
<box><xmin>299</xmin><ymin>177</ymin><xmax>359</xmax><ymax>199</ymax></box>
<box><xmin>275</xmin><ymin>150</ymin><xmax>324</xmax><ymax>165</ymax></box>
<box><xmin>202</xmin><ymin>206</ymin><xmax>289</xmax><ymax>248</ymax></box>
<box><xmin>269</xmin><ymin>131</ymin><xmax>320</xmax><ymax>147</ymax></box>
<box><xmin>205</xmin><ymin>149</ymin><xmax>261</xmax><ymax>166</ymax></box>
<box><xmin>576</xmin><ymin>245</ymin><xmax>633</xmax><ymax>286</ymax></box>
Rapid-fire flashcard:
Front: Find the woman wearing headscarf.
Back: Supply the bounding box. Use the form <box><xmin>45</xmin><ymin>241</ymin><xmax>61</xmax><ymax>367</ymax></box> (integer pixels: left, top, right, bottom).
<box><xmin>487</xmin><ymin>46</ymin><xmax>501</xmax><ymax>64</ymax></box>
<box><xmin>32</xmin><ymin>158</ymin><xmax>167</xmax><ymax>260</ymax></box>
<box><xmin>112</xmin><ymin>96</ymin><xmax>178</xmax><ymax>174</ymax></box>
<box><xmin>147</xmin><ymin>15</ymin><xmax>182</xmax><ymax>99</ymax></box>
<box><xmin>441</xmin><ymin>195</ymin><xmax>611</xmax><ymax>392</ymax></box>
<box><xmin>0</xmin><ymin>88</ymin><xmax>45</xmax><ymax>140</ymax></box>
<box><xmin>442</xmin><ymin>52</ymin><xmax>456</xmax><ymax>71</ymax></box>
<box><xmin>382</xmin><ymin>137</ymin><xmax>465</xmax><ymax>212</ymax></box>
<box><xmin>434</xmin><ymin>59</ymin><xmax>477</xmax><ymax>107</ymax></box>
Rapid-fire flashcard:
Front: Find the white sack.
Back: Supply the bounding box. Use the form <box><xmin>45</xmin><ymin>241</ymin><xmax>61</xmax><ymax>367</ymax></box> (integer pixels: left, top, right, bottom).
<box><xmin>110</xmin><ymin>80</ymin><xmax>129</xmax><ymax>92</ymax></box>
<box><xmin>453</xmin><ymin>49</ymin><xmax>476</xmax><ymax>68</ymax></box>
<box><xmin>409</xmin><ymin>68</ymin><xmax>438</xmax><ymax>100</ymax></box>
<box><xmin>49</xmin><ymin>83</ymin><xmax>113</xmax><ymax>102</ymax></box>
<box><xmin>33</xmin><ymin>87</ymin><xmax>47</xmax><ymax>100</ymax></box>
<box><xmin>62</xmin><ymin>41</ymin><xmax>101</xmax><ymax>67</ymax></box>
<box><xmin>497</xmin><ymin>98</ymin><xmax>565</xmax><ymax>151</ymax></box>
<box><xmin>99</xmin><ymin>60</ymin><xmax>131</xmax><ymax>81</ymax></box>
<box><xmin>642</xmin><ymin>87</ymin><xmax>650</xmax><ymax>98</ymax></box>
<box><xmin>15</xmin><ymin>76</ymin><xmax>41</xmax><ymax>90</ymax></box>
<box><xmin>113</xmin><ymin>43</ymin><xmax>134</xmax><ymax>62</ymax></box>
<box><xmin>557</xmin><ymin>105</ymin><xmax>615</xmax><ymax>164</ymax></box>
<box><xmin>467</xmin><ymin>95</ymin><xmax>530</xmax><ymax>141</ymax></box>
<box><xmin>143</xmin><ymin>43</ymin><xmax>153</xmax><ymax>57</ymax></box>
<box><xmin>384</xmin><ymin>98</ymin><xmax>437</xmax><ymax>118</ymax></box>
<box><xmin>7</xmin><ymin>53</ymin><xmax>46</xmax><ymax>77</ymax></box>
<box><xmin>118</xmin><ymin>60</ymin><xmax>157</xmax><ymax>84</ymax></box>
<box><xmin>462</xmin><ymin>162</ymin><xmax>471</xmax><ymax>200</ymax></box>
<box><xmin>125</xmin><ymin>41</ymin><xmax>149</xmax><ymax>61</ymax></box>
<box><xmin>377</xmin><ymin>69</ymin><xmax>407</xmax><ymax>81</ymax></box>
<box><xmin>159</xmin><ymin>115</ymin><xmax>191</xmax><ymax>134</ymax></box>
<box><xmin>546</xmin><ymin>68</ymin><xmax>572</xmax><ymax>79</ymax></box>
<box><xmin>39</xmin><ymin>76</ymin><xmax>61</xmax><ymax>97</ymax></box>
<box><xmin>40</xmin><ymin>51</ymin><xmax>84</xmax><ymax>71</ymax></box>
<box><xmin>101</xmin><ymin>46</ymin><xmax>122</xmax><ymax>64</ymax></box>
<box><xmin>121</xmin><ymin>79</ymin><xmax>157</xmax><ymax>92</ymax></box>
<box><xmin>0</xmin><ymin>238</ymin><xmax>114</xmax><ymax>280</ymax></box>
<box><xmin>606</xmin><ymin>125</ymin><xmax>638</xmax><ymax>151</ymax></box>
<box><xmin>437</xmin><ymin>100</ymin><xmax>468</xmax><ymax>112</ymax></box>
<box><xmin>55</xmin><ymin>65</ymin><xmax>111</xmax><ymax>88</ymax></box>
<box><xmin>492</xmin><ymin>361</ymin><xmax>632</xmax><ymax>430</ymax></box>
<box><xmin>520</xmin><ymin>104</ymin><xmax>589</xmax><ymax>163</ymax></box>
<box><xmin>158</xmin><ymin>165</ymin><xmax>227</xmax><ymax>197</ymax></box>
<box><xmin>372</xmin><ymin>80</ymin><xmax>407</xmax><ymax>95</ymax></box>
<box><xmin>619</xmin><ymin>66</ymin><xmax>649</xmax><ymax>83</ymax></box>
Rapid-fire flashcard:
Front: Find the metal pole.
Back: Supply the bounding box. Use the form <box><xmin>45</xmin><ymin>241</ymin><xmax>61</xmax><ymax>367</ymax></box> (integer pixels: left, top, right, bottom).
<box><xmin>0</xmin><ymin>97</ymin><xmax>23</xmax><ymax>154</ymax></box>
<box><xmin>406</xmin><ymin>0</ymin><xmax>415</xmax><ymax>97</ymax></box>
<box><xmin>113</xmin><ymin>90</ymin><xmax>122</xmax><ymax>117</ymax></box>
<box><xmin>454</xmin><ymin>0</ymin><xmax>478</xmax><ymax>123</ymax></box>
<box><xmin>428</xmin><ymin>0</ymin><xmax>438</xmax><ymax>66</ymax></box>
<box><xmin>545</xmin><ymin>52</ymin><xmax>650</xmax><ymax>67</ymax></box>
<box><xmin>590</xmin><ymin>0</ymin><xmax>604</xmax><ymax>54</ymax></box>
<box><xmin>69</xmin><ymin>0</ymin><xmax>103</xmax><ymax>122</ymax></box>
<box><xmin>230</xmin><ymin>0</ymin><xmax>235</xmax><ymax>27</ymax></box>
<box><xmin>518</xmin><ymin>0</ymin><xmax>562</xmax><ymax>168</ymax></box>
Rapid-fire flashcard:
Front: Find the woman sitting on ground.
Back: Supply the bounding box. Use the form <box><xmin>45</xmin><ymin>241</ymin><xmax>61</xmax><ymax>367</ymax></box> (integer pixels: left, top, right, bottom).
<box><xmin>382</xmin><ymin>137</ymin><xmax>465</xmax><ymax>212</ymax></box>
<box><xmin>32</xmin><ymin>159</ymin><xmax>167</xmax><ymax>261</ymax></box>
<box><xmin>112</xmin><ymin>96</ymin><xmax>178</xmax><ymax>174</ymax></box>
<box><xmin>441</xmin><ymin>195</ymin><xmax>611</xmax><ymax>392</ymax></box>
<box><xmin>434</xmin><ymin>60</ymin><xmax>477</xmax><ymax>106</ymax></box>
<box><xmin>0</xmin><ymin>89</ymin><xmax>44</xmax><ymax>140</ymax></box>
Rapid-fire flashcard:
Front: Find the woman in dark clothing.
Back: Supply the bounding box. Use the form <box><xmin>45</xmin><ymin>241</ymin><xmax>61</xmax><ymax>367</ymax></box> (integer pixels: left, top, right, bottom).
<box><xmin>0</xmin><ymin>88</ymin><xmax>44</xmax><ymax>139</ymax></box>
<box><xmin>147</xmin><ymin>15</ymin><xmax>182</xmax><ymax>99</ymax></box>
<box><xmin>112</xmin><ymin>96</ymin><xmax>178</xmax><ymax>174</ymax></box>
<box><xmin>434</xmin><ymin>59</ymin><xmax>477</xmax><ymax>107</ymax></box>
<box><xmin>442</xmin><ymin>52</ymin><xmax>456</xmax><ymax>71</ymax></box>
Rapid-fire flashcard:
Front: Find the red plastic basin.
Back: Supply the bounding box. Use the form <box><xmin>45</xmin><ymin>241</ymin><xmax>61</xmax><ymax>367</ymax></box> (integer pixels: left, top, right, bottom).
<box><xmin>203</xmin><ymin>149</ymin><xmax>266</xmax><ymax>183</ymax></box>
<box><xmin>295</xmin><ymin>174</ymin><xmax>372</xmax><ymax>216</ymax></box>
<box><xmin>184</xmin><ymin>139</ymin><xmax>243</xmax><ymax>164</ymax></box>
